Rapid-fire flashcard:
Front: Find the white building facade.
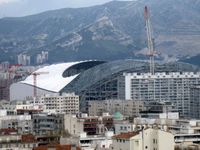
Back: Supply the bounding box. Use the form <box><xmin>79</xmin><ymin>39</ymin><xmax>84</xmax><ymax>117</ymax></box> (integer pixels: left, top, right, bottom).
<box><xmin>122</xmin><ymin>72</ymin><xmax>200</xmax><ymax>118</ymax></box>
<box><xmin>35</xmin><ymin>93</ymin><xmax>79</xmax><ymax>114</ymax></box>
<box><xmin>112</xmin><ymin>128</ymin><xmax>174</xmax><ymax>150</ymax></box>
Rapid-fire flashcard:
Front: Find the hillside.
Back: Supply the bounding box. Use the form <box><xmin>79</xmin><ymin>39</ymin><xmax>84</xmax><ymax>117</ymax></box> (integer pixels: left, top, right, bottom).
<box><xmin>1</xmin><ymin>0</ymin><xmax>200</xmax><ymax>64</ymax></box>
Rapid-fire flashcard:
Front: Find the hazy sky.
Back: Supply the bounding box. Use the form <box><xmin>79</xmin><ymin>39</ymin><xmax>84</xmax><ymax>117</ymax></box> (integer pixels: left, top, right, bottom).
<box><xmin>0</xmin><ymin>0</ymin><xmax>133</xmax><ymax>18</ymax></box>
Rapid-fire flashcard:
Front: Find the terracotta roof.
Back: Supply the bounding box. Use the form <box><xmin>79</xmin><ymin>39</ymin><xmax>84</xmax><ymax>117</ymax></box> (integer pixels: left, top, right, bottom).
<box><xmin>112</xmin><ymin>131</ymin><xmax>140</xmax><ymax>139</ymax></box>
<box><xmin>21</xmin><ymin>134</ymin><xmax>36</xmax><ymax>143</ymax></box>
<box><xmin>0</xmin><ymin>128</ymin><xmax>17</xmax><ymax>135</ymax></box>
<box><xmin>33</xmin><ymin>144</ymin><xmax>81</xmax><ymax>150</ymax></box>
<box><xmin>17</xmin><ymin>109</ymin><xmax>42</xmax><ymax>112</ymax></box>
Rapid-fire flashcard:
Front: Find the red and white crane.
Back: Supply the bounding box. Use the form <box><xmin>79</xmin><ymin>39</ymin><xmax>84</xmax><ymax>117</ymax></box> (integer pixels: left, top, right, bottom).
<box><xmin>144</xmin><ymin>6</ymin><xmax>155</xmax><ymax>75</ymax></box>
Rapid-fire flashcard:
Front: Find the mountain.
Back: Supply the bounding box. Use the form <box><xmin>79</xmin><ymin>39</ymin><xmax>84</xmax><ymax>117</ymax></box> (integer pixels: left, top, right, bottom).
<box><xmin>1</xmin><ymin>0</ymin><xmax>200</xmax><ymax>64</ymax></box>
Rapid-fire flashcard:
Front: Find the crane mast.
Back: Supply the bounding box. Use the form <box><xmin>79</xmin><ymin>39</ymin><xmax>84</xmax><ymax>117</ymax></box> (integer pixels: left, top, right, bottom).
<box><xmin>144</xmin><ymin>6</ymin><xmax>155</xmax><ymax>75</ymax></box>
<box><xmin>32</xmin><ymin>72</ymin><xmax>49</xmax><ymax>105</ymax></box>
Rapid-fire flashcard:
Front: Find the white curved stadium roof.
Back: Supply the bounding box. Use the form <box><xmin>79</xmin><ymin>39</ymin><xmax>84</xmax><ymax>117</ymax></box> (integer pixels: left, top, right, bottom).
<box><xmin>21</xmin><ymin>61</ymin><xmax>83</xmax><ymax>92</ymax></box>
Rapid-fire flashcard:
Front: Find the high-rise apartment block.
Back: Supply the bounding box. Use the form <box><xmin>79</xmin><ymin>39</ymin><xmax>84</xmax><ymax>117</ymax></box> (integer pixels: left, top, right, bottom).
<box><xmin>36</xmin><ymin>51</ymin><xmax>48</xmax><ymax>64</ymax></box>
<box><xmin>0</xmin><ymin>62</ymin><xmax>9</xmax><ymax>71</ymax></box>
<box><xmin>190</xmin><ymin>86</ymin><xmax>200</xmax><ymax>119</ymax></box>
<box><xmin>120</xmin><ymin>72</ymin><xmax>200</xmax><ymax>118</ymax></box>
<box><xmin>17</xmin><ymin>54</ymin><xmax>31</xmax><ymax>66</ymax></box>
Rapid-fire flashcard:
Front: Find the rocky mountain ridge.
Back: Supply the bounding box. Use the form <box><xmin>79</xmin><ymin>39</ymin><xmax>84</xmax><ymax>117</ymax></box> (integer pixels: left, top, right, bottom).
<box><xmin>0</xmin><ymin>0</ymin><xmax>200</xmax><ymax>64</ymax></box>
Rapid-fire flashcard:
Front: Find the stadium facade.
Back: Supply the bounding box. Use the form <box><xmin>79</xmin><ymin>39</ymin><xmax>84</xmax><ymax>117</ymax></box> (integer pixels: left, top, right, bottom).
<box><xmin>10</xmin><ymin>60</ymin><xmax>105</xmax><ymax>101</ymax></box>
<box><xmin>10</xmin><ymin>59</ymin><xmax>200</xmax><ymax>118</ymax></box>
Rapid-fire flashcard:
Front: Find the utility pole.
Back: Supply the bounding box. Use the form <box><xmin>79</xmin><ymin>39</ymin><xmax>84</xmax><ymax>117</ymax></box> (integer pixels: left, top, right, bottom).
<box><xmin>144</xmin><ymin>6</ymin><xmax>155</xmax><ymax>75</ymax></box>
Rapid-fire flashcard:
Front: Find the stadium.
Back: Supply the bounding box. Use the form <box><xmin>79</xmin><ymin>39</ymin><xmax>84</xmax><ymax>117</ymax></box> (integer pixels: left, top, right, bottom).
<box><xmin>10</xmin><ymin>60</ymin><xmax>200</xmax><ymax>113</ymax></box>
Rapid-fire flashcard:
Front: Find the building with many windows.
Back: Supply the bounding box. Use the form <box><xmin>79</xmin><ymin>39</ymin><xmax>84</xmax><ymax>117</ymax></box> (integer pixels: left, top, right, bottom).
<box><xmin>190</xmin><ymin>85</ymin><xmax>200</xmax><ymax>119</ymax></box>
<box><xmin>112</xmin><ymin>128</ymin><xmax>174</xmax><ymax>150</ymax></box>
<box><xmin>34</xmin><ymin>93</ymin><xmax>79</xmax><ymax>114</ymax></box>
<box><xmin>121</xmin><ymin>72</ymin><xmax>200</xmax><ymax>118</ymax></box>
<box><xmin>64</xmin><ymin>113</ymin><xmax>113</xmax><ymax>136</ymax></box>
<box><xmin>32</xmin><ymin>113</ymin><xmax>64</xmax><ymax>135</ymax></box>
<box><xmin>88</xmin><ymin>99</ymin><xmax>144</xmax><ymax>117</ymax></box>
<box><xmin>0</xmin><ymin>115</ymin><xmax>32</xmax><ymax>134</ymax></box>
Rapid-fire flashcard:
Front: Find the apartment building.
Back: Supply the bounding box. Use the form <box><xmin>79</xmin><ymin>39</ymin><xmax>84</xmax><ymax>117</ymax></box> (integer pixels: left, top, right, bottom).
<box><xmin>88</xmin><ymin>99</ymin><xmax>144</xmax><ymax>117</ymax></box>
<box><xmin>112</xmin><ymin>128</ymin><xmax>174</xmax><ymax>150</ymax></box>
<box><xmin>121</xmin><ymin>72</ymin><xmax>200</xmax><ymax>118</ymax></box>
<box><xmin>190</xmin><ymin>85</ymin><xmax>200</xmax><ymax>119</ymax></box>
<box><xmin>0</xmin><ymin>134</ymin><xmax>38</xmax><ymax>150</ymax></box>
<box><xmin>32</xmin><ymin>113</ymin><xmax>64</xmax><ymax>135</ymax></box>
<box><xmin>0</xmin><ymin>115</ymin><xmax>32</xmax><ymax>134</ymax></box>
<box><xmin>64</xmin><ymin>113</ymin><xmax>114</xmax><ymax>136</ymax></box>
<box><xmin>34</xmin><ymin>93</ymin><xmax>79</xmax><ymax>114</ymax></box>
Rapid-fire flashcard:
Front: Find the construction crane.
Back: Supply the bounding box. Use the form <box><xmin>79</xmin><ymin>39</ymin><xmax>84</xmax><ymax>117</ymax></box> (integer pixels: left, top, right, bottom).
<box><xmin>31</xmin><ymin>72</ymin><xmax>49</xmax><ymax>105</ymax></box>
<box><xmin>144</xmin><ymin>6</ymin><xmax>155</xmax><ymax>75</ymax></box>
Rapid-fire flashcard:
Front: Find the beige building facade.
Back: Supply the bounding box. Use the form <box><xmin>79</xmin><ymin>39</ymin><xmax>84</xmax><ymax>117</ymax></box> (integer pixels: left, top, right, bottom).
<box><xmin>112</xmin><ymin>128</ymin><xmax>174</xmax><ymax>150</ymax></box>
<box><xmin>64</xmin><ymin>114</ymin><xmax>84</xmax><ymax>136</ymax></box>
<box><xmin>88</xmin><ymin>99</ymin><xmax>144</xmax><ymax>117</ymax></box>
<box><xmin>35</xmin><ymin>93</ymin><xmax>79</xmax><ymax>114</ymax></box>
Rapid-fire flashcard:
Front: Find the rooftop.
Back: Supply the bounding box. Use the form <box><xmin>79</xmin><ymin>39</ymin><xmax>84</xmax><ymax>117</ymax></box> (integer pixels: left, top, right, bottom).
<box><xmin>112</xmin><ymin>131</ymin><xmax>140</xmax><ymax>139</ymax></box>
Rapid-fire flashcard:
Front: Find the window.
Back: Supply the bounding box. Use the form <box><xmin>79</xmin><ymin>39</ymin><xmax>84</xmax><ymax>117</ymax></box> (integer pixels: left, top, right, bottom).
<box><xmin>135</xmin><ymin>141</ymin><xmax>139</xmax><ymax>146</ymax></box>
<box><xmin>153</xmin><ymin>139</ymin><xmax>156</xmax><ymax>144</ymax></box>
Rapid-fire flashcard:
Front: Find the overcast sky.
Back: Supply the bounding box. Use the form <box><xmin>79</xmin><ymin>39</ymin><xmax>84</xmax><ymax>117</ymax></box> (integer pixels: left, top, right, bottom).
<box><xmin>0</xmin><ymin>0</ymin><xmax>133</xmax><ymax>18</ymax></box>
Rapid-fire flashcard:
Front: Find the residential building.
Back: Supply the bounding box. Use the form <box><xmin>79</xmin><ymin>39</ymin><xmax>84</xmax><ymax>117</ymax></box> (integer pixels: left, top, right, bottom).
<box><xmin>112</xmin><ymin>128</ymin><xmax>174</xmax><ymax>150</ymax></box>
<box><xmin>114</xmin><ymin>121</ymin><xmax>136</xmax><ymax>135</ymax></box>
<box><xmin>0</xmin><ymin>79</ymin><xmax>10</xmax><ymax>100</ymax></box>
<box><xmin>34</xmin><ymin>93</ymin><xmax>79</xmax><ymax>114</ymax></box>
<box><xmin>64</xmin><ymin>114</ymin><xmax>84</xmax><ymax>136</ymax></box>
<box><xmin>134</xmin><ymin>118</ymin><xmax>193</xmax><ymax>134</ymax></box>
<box><xmin>190</xmin><ymin>85</ymin><xmax>200</xmax><ymax>119</ymax></box>
<box><xmin>0</xmin><ymin>115</ymin><xmax>32</xmax><ymax>134</ymax></box>
<box><xmin>121</xmin><ymin>72</ymin><xmax>200</xmax><ymax>118</ymax></box>
<box><xmin>0</xmin><ymin>61</ymin><xmax>9</xmax><ymax>71</ymax></box>
<box><xmin>32</xmin><ymin>113</ymin><xmax>64</xmax><ymax>135</ymax></box>
<box><xmin>0</xmin><ymin>134</ymin><xmax>38</xmax><ymax>150</ymax></box>
<box><xmin>36</xmin><ymin>51</ymin><xmax>48</xmax><ymax>64</ymax></box>
<box><xmin>60</xmin><ymin>131</ymin><xmax>113</xmax><ymax>150</ymax></box>
<box><xmin>88</xmin><ymin>99</ymin><xmax>144</xmax><ymax>117</ymax></box>
<box><xmin>64</xmin><ymin>113</ymin><xmax>113</xmax><ymax>136</ymax></box>
<box><xmin>140</xmin><ymin>101</ymin><xmax>179</xmax><ymax>119</ymax></box>
<box><xmin>17</xmin><ymin>54</ymin><xmax>31</xmax><ymax>66</ymax></box>
<box><xmin>0</xmin><ymin>100</ymin><xmax>44</xmax><ymax>115</ymax></box>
